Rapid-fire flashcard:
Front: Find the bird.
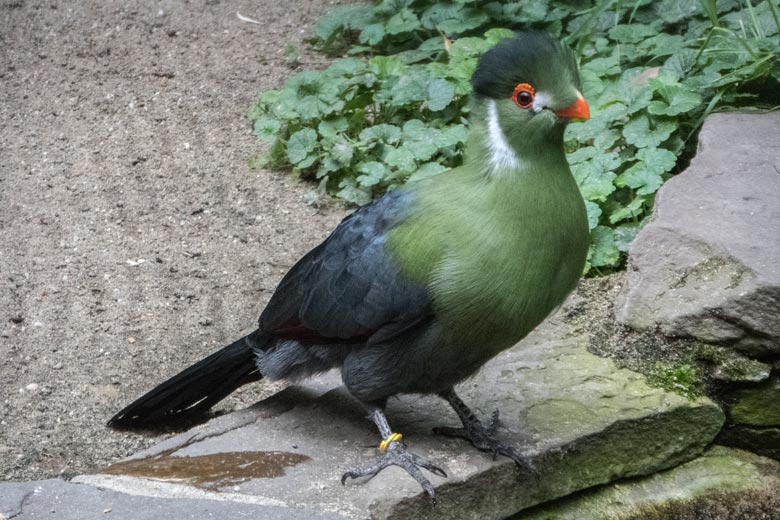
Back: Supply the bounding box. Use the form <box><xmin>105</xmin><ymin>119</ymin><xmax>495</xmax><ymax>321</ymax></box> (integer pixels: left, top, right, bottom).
<box><xmin>109</xmin><ymin>31</ymin><xmax>590</xmax><ymax>499</ymax></box>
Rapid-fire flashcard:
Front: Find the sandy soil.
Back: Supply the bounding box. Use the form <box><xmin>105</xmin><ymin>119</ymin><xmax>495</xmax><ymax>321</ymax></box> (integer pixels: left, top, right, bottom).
<box><xmin>0</xmin><ymin>0</ymin><xmax>347</xmax><ymax>481</ymax></box>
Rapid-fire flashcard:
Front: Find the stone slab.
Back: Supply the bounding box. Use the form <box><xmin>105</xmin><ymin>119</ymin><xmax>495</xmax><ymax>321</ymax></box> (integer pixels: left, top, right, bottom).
<box><xmin>80</xmin><ymin>319</ymin><xmax>724</xmax><ymax>520</ymax></box>
<box><xmin>616</xmin><ymin>112</ymin><xmax>780</xmax><ymax>356</ymax></box>
<box><xmin>0</xmin><ymin>478</ymin><xmax>346</xmax><ymax>520</ymax></box>
<box><xmin>518</xmin><ymin>446</ymin><xmax>780</xmax><ymax>519</ymax></box>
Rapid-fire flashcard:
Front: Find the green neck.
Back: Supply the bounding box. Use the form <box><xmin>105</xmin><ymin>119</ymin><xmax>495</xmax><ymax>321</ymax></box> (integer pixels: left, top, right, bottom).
<box><xmin>463</xmin><ymin>99</ymin><xmax>568</xmax><ymax>179</ymax></box>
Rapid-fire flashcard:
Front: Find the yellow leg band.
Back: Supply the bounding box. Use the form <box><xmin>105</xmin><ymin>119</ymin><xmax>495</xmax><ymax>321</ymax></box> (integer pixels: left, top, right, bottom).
<box><xmin>379</xmin><ymin>432</ymin><xmax>403</xmax><ymax>452</ymax></box>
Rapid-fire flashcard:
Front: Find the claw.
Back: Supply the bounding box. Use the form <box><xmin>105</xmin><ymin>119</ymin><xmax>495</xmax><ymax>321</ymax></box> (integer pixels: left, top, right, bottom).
<box><xmin>437</xmin><ymin>389</ymin><xmax>535</xmax><ymax>474</ymax></box>
<box><xmin>341</xmin><ymin>440</ymin><xmax>445</xmax><ymax>500</ymax></box>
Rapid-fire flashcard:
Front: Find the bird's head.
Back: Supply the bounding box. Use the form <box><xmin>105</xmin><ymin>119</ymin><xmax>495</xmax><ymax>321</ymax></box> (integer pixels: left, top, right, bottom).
<box><xmin>470</xmin><ymin>32</ymin><xmax>588</xmax><ymax>167</ymax></box>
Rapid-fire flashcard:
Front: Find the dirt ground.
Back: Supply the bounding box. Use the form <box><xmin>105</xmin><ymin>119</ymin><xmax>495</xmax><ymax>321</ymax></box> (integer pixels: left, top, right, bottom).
<box><xmin>0</xmin><ymin>0</ymin><xmax>348</xmax><ymax>482</ymax></box>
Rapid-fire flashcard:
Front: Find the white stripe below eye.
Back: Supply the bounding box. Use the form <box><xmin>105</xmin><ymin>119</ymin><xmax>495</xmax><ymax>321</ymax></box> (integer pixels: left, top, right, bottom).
<box><xmin>486</xmin><ymin>99</ymin><xmax>521</xmax><ymax>174</ymax></box>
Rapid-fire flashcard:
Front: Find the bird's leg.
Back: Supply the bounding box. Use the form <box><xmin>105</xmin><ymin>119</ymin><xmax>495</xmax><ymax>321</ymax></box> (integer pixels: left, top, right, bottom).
<box><xmin>435</xmin><ymin>388</ymin><xmax>533</xmax><ymax>470</ymax></box>
<box><xmin>341</xmin><ymin>407</ymin><xmax>447</xmax><ymax>499</ymax></box>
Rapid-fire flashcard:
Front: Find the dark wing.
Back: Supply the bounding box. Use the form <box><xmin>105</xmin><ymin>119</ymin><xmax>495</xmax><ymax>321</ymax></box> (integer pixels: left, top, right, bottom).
<box><xmin>259</xmin><ymin>189</ymin><xmax>431</xmax><ymax>344</ymax></box>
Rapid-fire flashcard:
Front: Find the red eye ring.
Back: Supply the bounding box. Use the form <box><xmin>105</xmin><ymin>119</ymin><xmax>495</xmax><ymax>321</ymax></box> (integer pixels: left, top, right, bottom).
<box><xmin>511</xmin><ymin>83</ymin><xmax>535</xmax><ymax>109</ymax></box>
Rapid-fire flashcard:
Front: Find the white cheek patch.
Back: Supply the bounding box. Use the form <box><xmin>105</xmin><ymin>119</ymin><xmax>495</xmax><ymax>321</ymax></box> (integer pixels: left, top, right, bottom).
<box><xmin>532</xmin><ymin>92</ymin><xmax>551</xmax><ymax>114</ymax></box>
<box><xmin>486</xmin><ymin>99</ymin><xmax>522</xmax><ymax>174</ymax></box>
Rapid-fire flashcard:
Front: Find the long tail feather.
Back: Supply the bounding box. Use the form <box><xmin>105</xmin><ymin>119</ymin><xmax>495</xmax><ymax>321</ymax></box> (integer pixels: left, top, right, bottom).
<box><xmin>108</xmin><ymin>331</ymin><xmax>264</xmax><ymax>428</ymax></box>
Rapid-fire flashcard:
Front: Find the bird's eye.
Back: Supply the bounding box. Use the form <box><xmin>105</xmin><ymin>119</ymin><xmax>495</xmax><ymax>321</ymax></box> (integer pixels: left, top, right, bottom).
<box><xmin>511</xmin><ymin>83</ymin><xmax>535</xmax><ymax>109</ymax></box>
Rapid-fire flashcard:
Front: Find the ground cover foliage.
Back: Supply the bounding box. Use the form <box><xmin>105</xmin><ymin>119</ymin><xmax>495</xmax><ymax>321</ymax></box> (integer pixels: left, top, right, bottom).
<box><xmin>248</xmin><ymin>0</ymin><xmax>780</xmax><ymax>272</ymax></box>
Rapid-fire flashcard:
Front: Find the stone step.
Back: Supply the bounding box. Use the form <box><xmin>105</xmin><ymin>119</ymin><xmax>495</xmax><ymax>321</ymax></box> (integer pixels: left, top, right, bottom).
<box><xmin>519</xmin><ymin>446</ymin><xmax>780</xmax><ymax>519</ymax></box>
<box><xmin>63</xmin><ymin>318</ymin><xmax>723</xmax><ymax>519</ymax></box>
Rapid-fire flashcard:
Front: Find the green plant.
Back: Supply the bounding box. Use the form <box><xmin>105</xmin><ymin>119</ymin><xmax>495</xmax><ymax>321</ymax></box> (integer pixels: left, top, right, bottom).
<box><xmin>648</xmin><ymin>362</ymin><xmax>702</xmax><ymax>400</ymax></box>
<box><xmin>248</xmin><ymin>0</ymin><xmax>780</xmax><ymax>273</ymax></box>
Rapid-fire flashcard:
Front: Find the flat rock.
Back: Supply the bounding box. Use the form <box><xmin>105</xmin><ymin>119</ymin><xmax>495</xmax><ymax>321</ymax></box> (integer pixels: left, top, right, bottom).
<box><xmin>519</xmin><ymin>446</ymin><xmax>780</xmax><ymax>519</ymax></box>
<box><xmin>0</xmin><ymin>478</ymin><xmax>343</xmax><ymax>520</ymax></box>
<box><xmin>76</xmin><ymin>318</ymin><xmax>724</xmax><ymax>520</ymax></box>
<box><xmin>616</xmin><ymin>112</ymin><xmax>780</xmax><ymax>356</ymax></box>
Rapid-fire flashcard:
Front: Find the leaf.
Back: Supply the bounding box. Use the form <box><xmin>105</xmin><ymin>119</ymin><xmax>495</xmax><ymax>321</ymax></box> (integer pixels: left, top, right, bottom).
<box><xmin>572</xmin><ymin>159</ymin><xmax>617</xmax><ymax>202</ymax></box>
<box><xmin>337</xmin><ymin>178</ymin><xmax>372</xmax><ymax>206</ymax></box>
<box><xmin>253</xmin><ymin>116</ymin><xmax>281</xmax><ymax>142</ymax></box>
<box><xmin>614</xmin><ymin>222</ymin><xmax>643</xmax><ymax>252</ymax></box>
<box><xmin>653</xmin><ymin>0</ymin><xmax>700</xmax><ymax>24</ymax></box>
<box><xmin>331</xmin><ymin>138</ymin><xmax>354</xmax><ymax>166</ymax></box>
<box><xmin>317</xmin><ymin>117</ymin><xmax>348</xmax><ymax>139</ymax></box>
<box><xmin>609</xmin><ymin>24</ymin><xmax>658</xmax><ymax>44</ymax></box>
<box><xmin>357</xmin><ymin>161</ymin><xmax>388</xmax><ymax>187</ymax></box>
<box><xmin>435</xmin><ymin>124</ymin><xmax>469</xmax><ymax>146</ymax></box>
<box><xmin>623</xmin><ymin>116</ymin><xmax>676</xmax><ymax>148</ymax></box>
<box><xmin>384</xmin><ymin>146</ymin><xmax>417</xmax><ymax>171</ymax></box>
<box><xmin>648</xmin><ymin>84</ymin><xmax>703</xmax><ymax>116</ymax></box>
<box><xmin>608</xmin><ymin>196</ymin><xmax>645</xmax><ymax>224</ymax></box>
<box><xmin>589</xmin><ymin>226</ymin><xmax>621</xmax><ymax>268</ymax></box>
<box><xmin>369</xmin><ymin>55</ymin><xmax>407</xmax><ymax>78</ymax></box>
<box><xmin>408</xmin><ymin>162</ymin><xmax>447</xmax><ymax>182</ymax></box>
<box><xmin>616</xmin><ymin>163</ymin><xmax>663</xmax><ymax>196</ymax></box>
<box><xmin>615</xmin><ymin>146</ymin><xmax>676</xmax><ymax>196</ymax></box>
<box><xmin>424</xmin><ymin>78</ymin><xmax>455</xmax><ymax>111</ymax></box>
<box><xmin>316</xmin><ymin>157</ymin><xmax>339</xmax><ymax>179</ymax></box>
<box><xmin>359</xmin><ymin>124</ymin><xmax>402</xmax><ymax>145</ymax></box>
<box><xmin>327</xmin><ymin>58</ymin><xmax>366</xmax><ymax>76</ymax></box>
<box><xmin>385</xmin><ymin>8</ymin><xmax>421</xmax><ymax>35</ymax></box>
<box><xmin>436</xmin><ymin>9</ymin><xmax>489</xmax><ymax>34</ymax></box>
<box><xmin>636</xmin><ymin>147</ymin><xmax>677</xmax><ymax>174</ymax></box>
<box><xmin>360</xmin><ymin>23</ymin><xmax>386</xmax><ymax>46</ymax></box>
<box><xmin>584</xmin><ymin>200</ymin><xmax>602</xmax><ymax>231</ymax></box>
<box><xmin>287</xmin><ymin>128</ymin><xmax>318</xmax><ymax>165</ymax></box>
<box><xmin>314</xmin><ymin>4</ymin><xmax>373</xmax><ymax>41</ymax></box>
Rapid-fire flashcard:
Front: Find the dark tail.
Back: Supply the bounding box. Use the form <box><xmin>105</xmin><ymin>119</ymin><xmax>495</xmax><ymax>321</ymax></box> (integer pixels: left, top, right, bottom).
<box><xmin>108</xmin><ymin>331</ymin><xmax>264</xmax><ymax>429</ymax></box>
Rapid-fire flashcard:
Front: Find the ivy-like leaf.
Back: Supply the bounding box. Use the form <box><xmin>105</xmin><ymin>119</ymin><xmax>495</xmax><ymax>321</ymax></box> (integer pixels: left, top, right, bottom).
<box><xmin>359</xmin><ymin>124</ymin><xmax>402</xmax><ymax>145</ymax></box>
<box><xmin>287</xmin><ymin>128</ymin><xmax>318</xmax><ymax>165</ymax></box>
<box><xmin>648</xmin><ymin>84</ymin><xmax>703</xmax><ymax>116</ymax></box>
<box><xmin>609</xmin><ymin>23</ymin><xmax>658</xmax><ymax>44</ymax></box>
<box><xmin>614</xmin><ymin>223</ymin><xmax>643</xmax><ymax>252</ymax></box>
<box><xmin>385</xmin><ymin>8</ymin><xmax>421</xmax><ymax>35</ymax></box>
<box><xmin>425</xmin><ymin>78</ymin><xmax>455</xmax><ymax>111</ymax></box>
<box><xmin>357</xmin><ymin>161</ymin><xmax>388</xmax><ymax>187</ymax></box>
<box><xmin>616</xmin><ymin>163</ymin><xmax>663</xmax><ymax>196</ymax></box>
<box><xmin>254</xmin><ymin>117</ymin><xmax>281</xmax><ymax>142</ymax></box>
<box><xmin>584</xmin><ymin>200</ymin><xmax>602</xmax><ymax>230</ymax></box>
<box><xmin>384</xmin><ymin>146</ymin><xmax>417</xmax><ymax>171</ymax></box>
<box><xmin>408</xmin><ymin>161</ymin><xmax>447</xmax><ymax>182</ymax></box>
<box><xmin>337</xmin><ymin>178</ymin><xmax>372</xmax><ymax>206</ymax></box>
<box><xmin>360</xmin><ymin>23</ymin><xmax>386</xmax><ymax>46</ymax></box>
<box><xmin>608</xmin><ymin>196</ymin><xmax>645</xmax><ymax>224</ymax></box>
<box><xmin>589</xmin><ymin>226</ymin><xmax>621</xmax><ymax>268</ymax></box>
<box><xmin>623</xmin><ymin>116</ymin><xmax>676</xmax><ymax>148</ymax></box>
<box><xmin>317</xmin><ymin>117</ymin><xmax>348</xmax><ymax>139</ymax></box>
<box><xmin>331</xmin><ymin>137</ymin><xmax>354</xmax><ymax>166</ymax></box>
<box><xmin>572</xmin><ymin>159</ymin><xmax>617</xmax><ymax>202</ymax></box>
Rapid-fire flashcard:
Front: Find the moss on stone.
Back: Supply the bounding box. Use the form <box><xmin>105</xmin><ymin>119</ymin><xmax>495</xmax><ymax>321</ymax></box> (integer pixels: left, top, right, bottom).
<box><xmin>694</xmin><ymin>344</ymin><xmax>771</xmax><ymax>383</ymax></box>
<box><xmin>647</xmin><ymin>362</ymin><xmax>701</xmax><ymax>400</ymax></box>
<box><xmin>729</xmin><ymin>377</ymin><xmax>780</xmax><ymax>426</ymax></box>
<box><xmin>518</xmin><ymin>446</ymin><xmax>780</xmax><ymax>520</ymax></box>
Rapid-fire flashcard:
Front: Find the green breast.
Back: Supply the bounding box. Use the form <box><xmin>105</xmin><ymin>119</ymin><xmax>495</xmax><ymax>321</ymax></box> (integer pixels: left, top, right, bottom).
<box><xmin>387</xmin><ymin>160</ymin><xmax>588</xmax><ymax>352</ymax></box>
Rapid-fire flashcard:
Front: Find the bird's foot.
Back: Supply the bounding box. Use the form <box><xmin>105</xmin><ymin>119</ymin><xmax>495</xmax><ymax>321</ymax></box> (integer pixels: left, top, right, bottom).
<box><xmin>341</xmin><ymin>437</ymin><xmax>447</xmax><ymax>500</ymax></box>
<box><xmin>436</xmin><ymin>390</ymin><xmax>536</xmax><ymax>473</ymax></box>
<box><xmin>434</xmin><ymin>409</ymin><xmax>530</xmax><ymax>467</ymax></box>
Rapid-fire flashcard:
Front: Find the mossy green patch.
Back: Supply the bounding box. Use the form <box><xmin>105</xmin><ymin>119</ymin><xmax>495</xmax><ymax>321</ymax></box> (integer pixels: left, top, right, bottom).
<box><xmin>518</xmin><ymin>446</ymin><xmax>780</xmax><ymax>520</ymax></box>
<box><xmin>647</xmin><ymin>362</ymin><xmax>701</xmax><ymax>400</ymax></box>
<box><xmin>729</xmin><ymin>377</ymin><xmax>780</xmax><ymax>426</ymax></box>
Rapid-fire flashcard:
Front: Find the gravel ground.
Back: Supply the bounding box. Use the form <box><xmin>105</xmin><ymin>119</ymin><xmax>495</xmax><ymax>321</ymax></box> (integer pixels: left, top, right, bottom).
<box><xmin>0</xmin><ymin>0</ymin><xmax>347</xmax><ymax>482</ymax></box>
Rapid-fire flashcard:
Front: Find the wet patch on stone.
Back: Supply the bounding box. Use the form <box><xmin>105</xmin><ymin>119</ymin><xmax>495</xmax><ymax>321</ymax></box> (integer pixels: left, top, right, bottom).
<box><xmin>102</xmin><ymin>450</ymin><xmax>311</xmax><ymax>490</ymax></box>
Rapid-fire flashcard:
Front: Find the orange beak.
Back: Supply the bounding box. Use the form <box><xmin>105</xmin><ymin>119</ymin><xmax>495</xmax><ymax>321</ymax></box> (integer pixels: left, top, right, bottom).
<box><xmin>553</xmin><ymin>93</ymin><xmax>590</xmax><ymax>121</ymax></box>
